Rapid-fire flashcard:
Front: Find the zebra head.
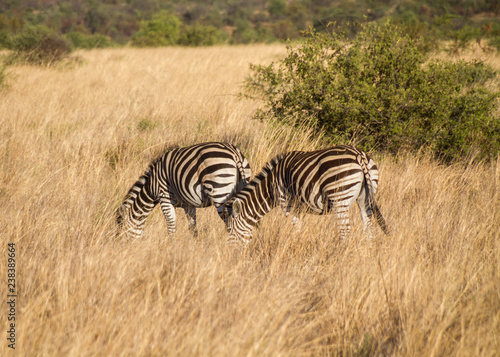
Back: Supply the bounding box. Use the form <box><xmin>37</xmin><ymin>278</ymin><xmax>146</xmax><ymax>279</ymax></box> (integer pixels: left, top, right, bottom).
<box><xmin>115</xmin><ymin>202</ymin><xmax>147</xmax><ymax>239</ymax></box>
<box><xmin>219</xmin><ymin>198</ymin><xmax>253</xmax><ymax>244</ymax></box>
<box><xmin>116</xmin><ymin>161</ymin><xmax>160</xmax><ymax>239</ymax></box>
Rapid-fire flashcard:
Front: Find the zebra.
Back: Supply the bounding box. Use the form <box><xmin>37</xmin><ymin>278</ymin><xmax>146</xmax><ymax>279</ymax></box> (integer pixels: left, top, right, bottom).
<box><xmin>219</xmin><ymin>145</ymin><xmax>388</xmax><ymax>244</ymax></box>
<box><xmin>117</xmin><ymin>142</ymin><xmax>251</xmax><ymax>238</ymax></box>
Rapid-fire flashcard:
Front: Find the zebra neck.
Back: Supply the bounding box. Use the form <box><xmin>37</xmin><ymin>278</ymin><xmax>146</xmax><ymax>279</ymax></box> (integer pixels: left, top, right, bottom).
<box><xmin>239</xmin><ymin>166</ymin><xmax>278</xmax><ymax>225</ymax></box>
<box><xmin>123</xmin><ymin>168</ymin><xmax>159</xmax><ymax>224</ymax></box>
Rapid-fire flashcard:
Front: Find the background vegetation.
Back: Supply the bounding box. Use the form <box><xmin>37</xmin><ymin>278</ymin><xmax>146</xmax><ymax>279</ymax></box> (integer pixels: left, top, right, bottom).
<box><xmin>4</xmin><ymin>24</ymin><xmax>72</xmax><ymax>65</ymax></box>
<box><xmin>0</xmin><ymin>0</ymin><xmax>499</xmax><ymax>49</ymax></box>
<box><xmin>247</xmin><ymin>21</ymin><xmax>500</xmax><ymax>163</ymax></box>
<box><xmin>0</xmin><ymin>45</ymin><xmax>499</xmax><ymax>356</ymax></box>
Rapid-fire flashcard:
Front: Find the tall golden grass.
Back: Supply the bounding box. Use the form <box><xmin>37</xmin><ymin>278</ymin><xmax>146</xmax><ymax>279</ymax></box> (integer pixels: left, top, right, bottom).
<box><xmin>1</xmin><ymin>45</ymin><xmax>499</xmax><ymax>356</ymax></box>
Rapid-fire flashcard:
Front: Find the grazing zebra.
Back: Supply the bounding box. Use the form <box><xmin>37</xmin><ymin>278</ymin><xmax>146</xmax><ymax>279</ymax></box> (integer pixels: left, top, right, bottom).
<box><xmin>117</xmin><ymin>142</ymin><xmax>251</xmax><ymax>238</ymax></box>
<box><xmin>219</xmin><ymin>145</ymin><xmax>388</xmax><ymax>244</ymax></box>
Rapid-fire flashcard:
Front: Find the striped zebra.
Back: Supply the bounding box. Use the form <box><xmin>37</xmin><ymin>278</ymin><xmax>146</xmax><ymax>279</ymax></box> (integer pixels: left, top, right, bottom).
<box><xmin>117</xmin><ymin>142</ymin><xmax>251</xmax><ymax>238</ymax></box>
<box><xmin>219</xmin><ymin>145</ymin><xmax>388</xmax><ymax>244</ymax></box>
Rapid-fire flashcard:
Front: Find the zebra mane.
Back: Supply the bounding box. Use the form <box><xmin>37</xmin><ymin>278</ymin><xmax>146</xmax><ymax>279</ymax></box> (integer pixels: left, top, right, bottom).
<box><xmin>121</xmin><ymin>163</ymin><xmax>154</xmax><ymax>204</ymax></box>
<box><xmin>121</xmin><ymin>142</ymin><xmax>183</xmax><ymax>202</ymax></box>
<box><xmin>231</xmin><ymin>153</ymin><xmax>284</xmax><ymax>200</ymax></box>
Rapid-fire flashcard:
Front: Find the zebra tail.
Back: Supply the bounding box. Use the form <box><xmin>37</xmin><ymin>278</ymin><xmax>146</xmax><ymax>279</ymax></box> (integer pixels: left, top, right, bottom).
<box><xmin>370</xmin><ymin>194</ymin><xmax>389</xmax><ymax>235</ymax></box>
<box><xmin>359</xmin><ymin>153</ymin><xmax>389</xmax><ymax>235</ymax></box>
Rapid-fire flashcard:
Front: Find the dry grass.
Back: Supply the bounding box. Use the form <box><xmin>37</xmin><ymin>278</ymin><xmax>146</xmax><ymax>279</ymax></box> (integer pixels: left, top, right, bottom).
<box><xmin>1</xmin><ymin>45</ymin><xmax>499</xmax><ymax>356</ymax></box>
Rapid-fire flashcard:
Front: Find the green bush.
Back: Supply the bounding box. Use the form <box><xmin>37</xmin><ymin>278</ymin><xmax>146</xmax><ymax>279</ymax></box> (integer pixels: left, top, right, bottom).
<box><xmin>230</xmin><ymin>19</ymin><xmax>275</xmax><ymax>44</ymax></box>
<box><xmin>178</xmin><ymin>24</ymin><xmax>227</xmax><ymax>46</ymax></box>
<box><xmin>7</xmin><ymin>24</ymin><xmax>71</xmax><ymax>65</ymax></box>
<box><xmin>246</xmin><ymin>21</ymin><xmax>500</xmax><ymax>163</ymax></box>
<box><xmin>63</xmin><ymin>31</ymin><xmax>113</xmax><ymax>49</ymax></box>
<box><xmin>0</xmin><ymin>30</ymin><xmax>8</xmax><ymax>49</ymax></box>
<box><xmin>269</xmin><ymin>0</ymin><xmax>286</xmax><ymax>18</ymax></box>
<box><xmin>131</xmin><ymin>11</ymin><xmax>181</xmax><ymax>47</ymax></box>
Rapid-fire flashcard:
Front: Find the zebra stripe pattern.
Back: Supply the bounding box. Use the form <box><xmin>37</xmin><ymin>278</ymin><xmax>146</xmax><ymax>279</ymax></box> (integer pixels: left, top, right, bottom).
<box><xmin>219</xmin><ymin>145</ymin><xmax>388</xmax><ymax>244</ymax></box>
<box><xmin>117</xmin><ymin>142</ymin><xmax>251</xmax><ymax>238</ymax></box>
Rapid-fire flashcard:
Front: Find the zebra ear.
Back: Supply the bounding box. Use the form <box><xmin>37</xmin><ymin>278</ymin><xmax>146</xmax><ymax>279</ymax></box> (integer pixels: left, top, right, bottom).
<box><xmin>232</xmin><ymin>199</ymin><xmax>242</xmax><ymax>217</ymax></box>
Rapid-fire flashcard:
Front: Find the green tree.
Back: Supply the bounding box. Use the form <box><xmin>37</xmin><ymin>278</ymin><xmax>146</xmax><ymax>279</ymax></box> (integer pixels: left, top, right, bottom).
<box><xmin>269</xmin><ymin>0</ymin><xmax>286</xmax><ymax>18</ymax></box>
<box><xmin>63</xmin><ymin>31</ymin><xmax>114</xmax><ymax>48</ymax></box>
<box><xmin>178</xmin><ymin>24</ymin><xmax>227</xmax><ymax>46</ymax></box>
<box><xmin>246</xmin><ymin>21</ymin><xmax>499</xmax><ymax>162</ymax></box>
<box><xmin>84</xmin><ymin>3</ymin><xmax>110</xmax><ymax>34</ymax></box>
<box><xmin>7</xmin><ymin>24</ymin><xmax>72</xmax><ymax>65</ymax></box>
<box><xmin>231</xmin><ymin>19</ymin><xmax>258</xmax><ymax>44</ymax></box>
<box><xmin>131</xmin><ymin>11</ymin><xmax>181</xmax><ymax>47</ymax></box>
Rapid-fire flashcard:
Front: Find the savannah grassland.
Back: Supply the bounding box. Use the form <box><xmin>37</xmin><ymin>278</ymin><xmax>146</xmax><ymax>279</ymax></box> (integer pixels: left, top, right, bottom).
<box><xmin>0</xmin><ymin>44</ymin><xmax>499</xmax><ymax>356</ymax></box>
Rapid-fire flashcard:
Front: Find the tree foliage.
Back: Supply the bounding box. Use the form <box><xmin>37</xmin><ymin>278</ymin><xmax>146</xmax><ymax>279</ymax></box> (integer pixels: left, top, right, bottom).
<box><xmin>131</xmin><ymin>11</ymin><xmax>181</xmax><ymax>47</ymax></box>
<box><xmin>6</xmin><ymin>24</ymin><xmax>72</xmax><ymax>65</ymax></box>
<box><xmin>178</xmin><ymin>24</ymin><xmax>227</xmax><ymax>46</ymax></box>
<box><xmin>63</xmin><ymin>31</ymin><xmax>113</xmax><ymax>49</ymax></box>
<box><xmin>0</xmin><ymin>1</ymin><xmax>499</xmax><ymax>47</ymax></box>
<box><xmin>246</xmin><ymin>21</ymin><xmax>500</xmax><ymax>162</ymax></box>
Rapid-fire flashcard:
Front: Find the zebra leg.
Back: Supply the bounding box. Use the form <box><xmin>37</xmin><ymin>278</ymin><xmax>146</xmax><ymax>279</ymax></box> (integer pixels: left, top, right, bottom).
<box><xmin>333</xmin><ymin>202</ymin><xmax>351</xmax><ymax>240</ymax></box>
<box><xmin>183</xmin><ymin>206</ymin><xmax>198</xmax><ymax>237</ymax></box>
<box><xmin>159</xmin><ymin>198</ymin><xmax>177</xmax><ymax>235</ymax></box>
